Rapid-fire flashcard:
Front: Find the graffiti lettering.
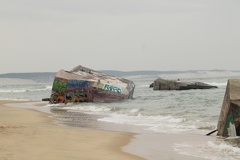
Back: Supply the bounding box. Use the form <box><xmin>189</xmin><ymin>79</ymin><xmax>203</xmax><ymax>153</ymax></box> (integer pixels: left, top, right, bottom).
<box><xmin>104</xmin><ymin>84</ymin><xmax>122</xmax><ymax>94</ymax></box>
<box><xmin>52</xmin><ymin>80</ymin><xmax>67</xmax><ymax>92</ymax></box>
<box><xmin>67</xmin><ymin>80</ymin><xmax>90</xmax><ymax>88</ymax></box>
<box><xmin>50</xmin><ymin>91</ymin><xmax>65</xmax><ymax>103</ymax></box>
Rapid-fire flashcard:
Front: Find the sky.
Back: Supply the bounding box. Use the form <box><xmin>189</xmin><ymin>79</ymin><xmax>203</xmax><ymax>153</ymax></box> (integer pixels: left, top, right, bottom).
<box><xmin>1</xmin><ymin>0</ymin><xmax>240</xmax><ymax>73</ymax></box>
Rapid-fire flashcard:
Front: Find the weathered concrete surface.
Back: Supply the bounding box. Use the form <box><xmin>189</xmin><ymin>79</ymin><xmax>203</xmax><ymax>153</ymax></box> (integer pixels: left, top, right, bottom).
<box><xmin>152</xmin><ymin>78</ymin><xmax>218</xmax><ymax>90</ymax></box>
<box><xmin>149</xmin><ymin>83</ymin><xmax>154</xmax><ymax>88</ymax></box>
<box><xmin>48</xmin><ymin>65</ymin><xmax>135</xmax><ymax>104</ymax></box>
<box><xmin>217</xmin><ymin>79</ymin><xmax>240</xmax><ymax>137</ymax></box>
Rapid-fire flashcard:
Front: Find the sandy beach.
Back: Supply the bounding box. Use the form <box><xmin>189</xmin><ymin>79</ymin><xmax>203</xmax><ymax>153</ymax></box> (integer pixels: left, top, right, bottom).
<box><xmin>0</xmin><ymin>100</ymin><xmax>144</xmax><ymax>160</ymax></box>
<box><xmin>0</xmin><ymin>100</ymin><xmax>219</xmax><ymax>160</ymax></box>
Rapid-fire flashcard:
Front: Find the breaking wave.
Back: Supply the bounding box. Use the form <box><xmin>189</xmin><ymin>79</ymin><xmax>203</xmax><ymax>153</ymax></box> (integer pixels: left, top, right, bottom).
<box><xmin>205</xmin><ymin>82</ymin><xmax>227</xmax><ymax>87</ymax></box>
<box><xmin>0</xmin><ymin>85</ymin><xmax>52</xmax><ymax>93</ymax></box>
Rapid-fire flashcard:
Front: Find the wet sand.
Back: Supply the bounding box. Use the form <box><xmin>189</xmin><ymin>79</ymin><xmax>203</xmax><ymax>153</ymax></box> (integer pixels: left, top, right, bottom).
<box><xmin>0</xmin><ymin>100</ymin><xmax>144</xmax><ymax>160</ymax></box>
<box><xmin>1</xmin><ymin>100</ymin><xmax>217</xmax><ymax>160</ymax></box>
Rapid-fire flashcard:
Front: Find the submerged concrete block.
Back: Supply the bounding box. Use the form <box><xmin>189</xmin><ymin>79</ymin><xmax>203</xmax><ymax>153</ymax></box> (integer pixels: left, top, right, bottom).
<box><xmin>47</xmin><ymin>65</ymin><xmax>135</xmax><ymax>104</ymax></box>
<box><xmin>217</xmin><ymin>79</ymin><xmax>240</xmax><ymax>137</ymax></box>
<box><xmin>152</xmin><ymin>78</ymin><xmax>217</xmax><ymax>90</ymax></box>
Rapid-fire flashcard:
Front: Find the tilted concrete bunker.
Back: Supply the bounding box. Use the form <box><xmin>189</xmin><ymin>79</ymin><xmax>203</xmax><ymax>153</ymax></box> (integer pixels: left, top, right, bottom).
<box><xmin>48</xmin><ymin>65</ymin><xmax>135</xmax><ymax>104</ymax></box>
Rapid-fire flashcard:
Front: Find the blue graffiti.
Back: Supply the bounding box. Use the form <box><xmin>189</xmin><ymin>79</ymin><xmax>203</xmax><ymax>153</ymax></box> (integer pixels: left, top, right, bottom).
<box><xmin>104</xmin><ymin>84</ymin><xmax>122</xmax><ymax>93</ymax></box>
<box><xmin>67</xmin><ymin>80</ymin><xmax>90</xmax><ymax>88</ymax></box>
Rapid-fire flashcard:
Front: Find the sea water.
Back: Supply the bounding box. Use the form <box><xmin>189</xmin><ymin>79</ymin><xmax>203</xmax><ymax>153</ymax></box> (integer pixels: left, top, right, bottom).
<box><xmin>1</xmin><ymin>73</ymin><xmax>240</xmax><ymax>160</ymax></box>
<box><xmin>0</xmin><ymin>83</ymin><xmax>52</xmax><ymax>101</ymax></box>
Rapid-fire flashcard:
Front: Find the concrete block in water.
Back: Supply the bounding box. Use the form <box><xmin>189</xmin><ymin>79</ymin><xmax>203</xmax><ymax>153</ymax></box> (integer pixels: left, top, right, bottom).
<box><xmin>217</xmin><ymin>79</ymin><xmax>240</xmax><ymax>137</ymax></box>
<box><xmin>152</xmin><ymin>78</ymin><xmax>217</xmax><ymax>90</ymax></box>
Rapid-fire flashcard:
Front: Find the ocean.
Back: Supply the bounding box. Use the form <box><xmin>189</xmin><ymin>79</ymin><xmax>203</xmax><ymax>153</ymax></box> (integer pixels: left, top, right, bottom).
<box><xmin>1</xmin><ymin>71</ymin><xmax>240</xmax><ymax>160</ymax></box>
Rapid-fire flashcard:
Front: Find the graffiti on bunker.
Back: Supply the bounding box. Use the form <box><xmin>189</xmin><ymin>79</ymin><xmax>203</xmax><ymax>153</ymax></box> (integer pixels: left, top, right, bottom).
<box><xmin>104</xmin><ymin>84</ymin><xmax>122</xmax><ymax>94</ymax></box>
<box><xmin>65</xmin><ymin>89</ymin><xmax>93</xmax><ymax>103</ymax></box>
<box><xmin>224</xmin><ymin>106</ymin><xmax>240</xmax><ymax>136</ymax></box>
<box><xmin>48</xmin><ymin>65</ymin><xmax>135</xmax><ymax>104</ymax></box>
<box><xmin>50</xmin><ymin>79</ymin><xmax>93</xmax><ymax>103</ymax></box>
<box><xmin>67</xmin><ymin>80</ymin><xmax>90</xmax><ymax>88</ymax></box>
<box><xmin>52</xmin><ymin>79</ymin><xmax>67</xmax><ymax>92</ymax></box>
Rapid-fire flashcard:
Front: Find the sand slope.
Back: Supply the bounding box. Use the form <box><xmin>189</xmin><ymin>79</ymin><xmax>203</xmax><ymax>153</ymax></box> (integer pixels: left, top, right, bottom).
<box><xmin>0</xmin><ymin>101</ymin><xmax>144</xmax><ymax>160</ymax></box>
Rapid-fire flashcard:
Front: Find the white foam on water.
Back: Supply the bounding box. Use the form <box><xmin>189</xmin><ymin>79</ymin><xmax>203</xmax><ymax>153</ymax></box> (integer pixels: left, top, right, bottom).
<box><xmin>98</xmin><ymin>113</ymin><xmax>191</xmax><ymax>133</ymax></box>
<box><xmin>173</xmin><ymin>143</ymin><xmax>207</xmax><ymax>159</ymax></box>
<box><xmin>61</xmin><ymin>104</ymin><xmax>112</xmax><ymax>115</ymax></box>
<box><xmin>45</xmin><ymin>85</ymin><xmax>52</xmax><ymax>90</ymax></box>
<box><xmin>174</xmin><ymin>139</ymin><xmax>240</xmax><ymax>160</ymax></box>
<box><xmin>0</xmin><ymin>98</ymin><xmax>29</xmax><ymax>101</ymax></box>
<box><xmin>46</xmin><ymin>103</ymin><xmax>61</xmax><ymax>107</ymax></box>
<box><xmin>205</xmin><ymin>82</ymin><xmax>227</xmax><ymax>87</ymax></box>
<box><xmin>0</xmin><ymin>85</ymin><xmax>52</xmax><ymax>93</ymax></box>
<box><xmin>137</xmin><ymin>84</ymin><xmax>151</xmax><ymax>88</ymax></box>
<box><xmin>0</xmin><ymin>89</ymin><xmax>27</xmax><ymax>93</ymax></box>
<box><xmin>202</xmin><ymin>140</ymin><xmax>240</xmax><ymax>160</ymax></box>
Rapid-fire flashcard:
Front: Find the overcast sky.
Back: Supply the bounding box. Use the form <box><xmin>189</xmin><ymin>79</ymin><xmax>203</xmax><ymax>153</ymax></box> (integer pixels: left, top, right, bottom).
<box><xmin>1</xmin><ymin>0</ymin><xmax>240</xmax><ymax>73</ymax></box>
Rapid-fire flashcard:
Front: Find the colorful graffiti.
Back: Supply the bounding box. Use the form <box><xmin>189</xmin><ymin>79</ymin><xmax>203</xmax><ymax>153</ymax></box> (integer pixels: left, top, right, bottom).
<box><xmin>224</xmin><ymin>111</ymin><xmax>234</xmax><ymax>136</ymax></box>
<box><xmin>92</xmin><ymin>80</ymin><xmax>105</xmax><ymax>89</ymax></box>
<box><xmin>67</xmin><ymin>80</ymin><xmax>90</xmax><ymax>88</ymax></box>
<box><xmin>50</xmin><ymin>91</ymin><xmax>65</xmax><ymax>104</ymax></box>
<box><xmin>52</xmin><ymin>79</ymin><xmax>67</xmax><ymax>92</ymax></box>
<box><xmin>65</xmin><ymin>89</ymin><xmax>93</xmax><ymax>103</ymax></box>
<box><xmin>104</xmin><ymin>84</ymin><xmax>122</xmax><ymax>94</ymax></box>
<box><xmin>48</xmin><ymin>66</ymin><xmax>135</xmax><ymax>104</ymax></box>
<box><xmin>50</xmin><ymin>79</ymin><xmax>93</xmax><ymax>104</ymax></box>
<box><xmin>224</xmin><ymin>106</ymin><xmax>240</xmax><ymax>136</ymax></box>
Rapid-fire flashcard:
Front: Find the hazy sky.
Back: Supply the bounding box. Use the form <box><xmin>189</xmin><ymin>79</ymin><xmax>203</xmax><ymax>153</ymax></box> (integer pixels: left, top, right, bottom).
<box><xmin>1</xmin><ymin>0</ymin><xmax>240</xmax><ymax>73</ymax></box>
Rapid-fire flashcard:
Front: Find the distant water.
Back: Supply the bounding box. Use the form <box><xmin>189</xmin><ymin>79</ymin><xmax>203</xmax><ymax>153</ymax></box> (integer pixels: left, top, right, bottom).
<box><xmin>48</xmin><ymin>76</ymin><xmax>227</xmax><ymax>135</ymax></box>
<box><xmin>1</xmin><ymin>72</ymin><xmax>240</xmax><ymax>160</ymax></box>
<box><xmin>0</xmin><ymin>83</ymin><xmax>52</xmax><ymax>101</ymax></box>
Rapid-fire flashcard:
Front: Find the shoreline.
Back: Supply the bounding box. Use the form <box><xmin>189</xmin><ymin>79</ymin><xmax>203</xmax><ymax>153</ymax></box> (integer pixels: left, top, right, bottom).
<box><xmin>0</xmin><ymin>100</ymin><xmax>145</xmax><ymax>160</ymax></box>
<box><xmin>1</xmin><ymin>100</ymin><xmax>218</xmax><ymax>160</ymax></box>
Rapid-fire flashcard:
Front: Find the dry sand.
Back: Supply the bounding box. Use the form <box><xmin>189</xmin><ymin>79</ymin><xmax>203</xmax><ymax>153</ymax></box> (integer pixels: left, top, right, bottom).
<box><xmin>0</xmin><ymin>100</ymin><xmax>144</xmax><ymax>160</ymax></box>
